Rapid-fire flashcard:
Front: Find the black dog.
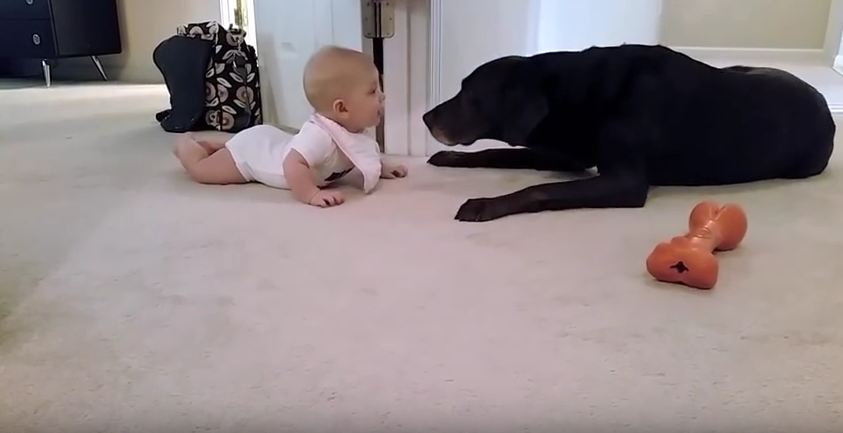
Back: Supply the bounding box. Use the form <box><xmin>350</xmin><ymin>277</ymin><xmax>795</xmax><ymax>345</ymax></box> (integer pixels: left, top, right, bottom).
<box><xmin>422</xmin><ymin>44</ymin><xmax>835</xmax><ymax>222</ymax></box>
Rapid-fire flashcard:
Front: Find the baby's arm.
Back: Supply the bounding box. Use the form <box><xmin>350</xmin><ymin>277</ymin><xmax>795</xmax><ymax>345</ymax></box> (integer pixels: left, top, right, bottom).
<box><xmin>283</xmin><ymin>150</ymin><xmax>344</xmax><ymax>207</ymax></box>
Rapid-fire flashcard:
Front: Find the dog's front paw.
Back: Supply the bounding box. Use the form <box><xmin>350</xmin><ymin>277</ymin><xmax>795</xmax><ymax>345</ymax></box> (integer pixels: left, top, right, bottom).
<box><xmin>455</xmin><ymin>197</ymin><xmax>509</xmax><ymax>222</ymax></box>
<box><xmin>427</xmin><ymin>151</ymin><xmax>465</xmax><ymax>167</ymax></box>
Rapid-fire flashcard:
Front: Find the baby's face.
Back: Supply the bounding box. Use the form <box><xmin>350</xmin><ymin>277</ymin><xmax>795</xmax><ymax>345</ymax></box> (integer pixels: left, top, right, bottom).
<box><xmin>343</xmin><ymin>66</ymin><xmax>385</xmax><ymax>132</ymax></box>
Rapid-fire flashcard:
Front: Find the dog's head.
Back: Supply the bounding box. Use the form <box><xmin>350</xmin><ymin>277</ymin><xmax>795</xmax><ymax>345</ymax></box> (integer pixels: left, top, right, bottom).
<box><xmin>423</xmin><ymin>55</ymin><xmax>548</xmax><ymax>146</ymax></box>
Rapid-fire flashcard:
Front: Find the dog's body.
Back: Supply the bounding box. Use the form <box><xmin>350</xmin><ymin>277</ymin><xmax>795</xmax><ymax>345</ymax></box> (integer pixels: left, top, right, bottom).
<box><xmin>422</xmin><ymin>44</ymin><xmax>835</xmax><ymax>222</ymax></box>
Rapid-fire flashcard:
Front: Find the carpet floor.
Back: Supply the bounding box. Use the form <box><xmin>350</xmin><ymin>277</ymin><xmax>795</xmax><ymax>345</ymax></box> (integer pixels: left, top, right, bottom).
<box><xmin>1</xmin><ymin>82</ymin><xmax>842</xmax><ymax>432</ymax></box>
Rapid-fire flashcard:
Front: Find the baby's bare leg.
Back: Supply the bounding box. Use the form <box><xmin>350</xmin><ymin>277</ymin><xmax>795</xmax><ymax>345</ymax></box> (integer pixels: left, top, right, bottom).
<box><xmin>189</xmin><ymin>131</ymin><xmax>236</xmax><ymax>153</ymax></box>
<box><xmin>173</xmin><ymin>134</ymin><xmax>246</xmax><ymax>185</ymax></box>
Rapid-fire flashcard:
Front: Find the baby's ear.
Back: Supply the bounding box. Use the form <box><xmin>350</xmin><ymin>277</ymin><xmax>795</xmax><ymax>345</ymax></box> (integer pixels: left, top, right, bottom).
<box><xmin>332</xmin><ymin>99</ymin><xmax>348</xmax><ymax>115</ymax></box>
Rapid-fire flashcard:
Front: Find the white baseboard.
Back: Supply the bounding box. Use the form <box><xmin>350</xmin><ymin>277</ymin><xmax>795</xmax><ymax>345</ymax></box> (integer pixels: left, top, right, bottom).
<box><xmin>673</xmin><ymin>46</ymin><xmax>826</xmax><ymax>64</ymax></box>
<box><xmin>828</xmin><ymin>103</ymin><xmax>843</xmax><ymax>113</ymax></box>
<box><xmin>834</xmin><ymin>55</ymin><xmax>843</xmax><ymax>72</ymax></box>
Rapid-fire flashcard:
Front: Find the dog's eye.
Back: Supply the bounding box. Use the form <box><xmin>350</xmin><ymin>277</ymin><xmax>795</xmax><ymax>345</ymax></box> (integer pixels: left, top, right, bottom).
<box><xmin>463</xmin><ymin>93</ymin><xmax>480</xmax><ymax>107</ymax></box>
<box><xmin>464</xmin><ymin>94</ymin><xmax>489</xmax><ymax>114</ymax></box>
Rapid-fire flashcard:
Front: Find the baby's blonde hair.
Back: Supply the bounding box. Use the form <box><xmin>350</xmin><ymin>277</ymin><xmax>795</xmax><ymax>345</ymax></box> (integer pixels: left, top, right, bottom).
<box><xmin>303</xmin><ymin>46</ymin><xmax>376</xmax><ymax>113</ymax></box>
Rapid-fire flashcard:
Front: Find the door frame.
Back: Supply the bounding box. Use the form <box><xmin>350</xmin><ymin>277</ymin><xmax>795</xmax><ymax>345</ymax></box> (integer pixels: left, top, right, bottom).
<box><xmin>381</xmin><ymin>0</ymin><xmax>434</xmax><ymax>156</ymax></box>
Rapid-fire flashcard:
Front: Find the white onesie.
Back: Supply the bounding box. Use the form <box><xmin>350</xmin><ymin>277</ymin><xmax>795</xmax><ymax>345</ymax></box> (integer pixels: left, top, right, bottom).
<box><xmin>224</xmin><ymin>117</ymin><xmax>373</xmax><ymax>190</ymax></box>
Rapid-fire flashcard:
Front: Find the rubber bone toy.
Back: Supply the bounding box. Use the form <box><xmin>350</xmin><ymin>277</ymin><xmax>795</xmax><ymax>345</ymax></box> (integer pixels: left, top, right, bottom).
<box><xmin>646</xmin><ymin>201</ymin><xmax>748</xmax><ymax>289</ymax></box>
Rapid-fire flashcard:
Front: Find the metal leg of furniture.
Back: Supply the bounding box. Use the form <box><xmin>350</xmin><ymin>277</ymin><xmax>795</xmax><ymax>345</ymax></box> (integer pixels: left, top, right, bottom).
<box><xmin>41</xmin><ymin>59</ymin><xmax>51</xmax><ymax>88</ymax></box>
<box><xmin>91</xmin><ymin>55</ymin><xmax>108</xmax><ymax>81</ymax></box>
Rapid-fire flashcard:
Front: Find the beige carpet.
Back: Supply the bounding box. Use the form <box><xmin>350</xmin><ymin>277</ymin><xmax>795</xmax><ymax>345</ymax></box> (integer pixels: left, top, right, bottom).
<box><xmin>1</xmin><ymin>82</ymin><xmax>843</xmax><ymax>433</ymax></box>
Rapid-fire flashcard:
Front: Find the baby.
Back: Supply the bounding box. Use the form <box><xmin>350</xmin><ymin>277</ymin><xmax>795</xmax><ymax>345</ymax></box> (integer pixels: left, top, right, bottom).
<box><xmin>173</xmin><ymin>45</ymin><xmax>407</xmax><ymax>207</ymax></box>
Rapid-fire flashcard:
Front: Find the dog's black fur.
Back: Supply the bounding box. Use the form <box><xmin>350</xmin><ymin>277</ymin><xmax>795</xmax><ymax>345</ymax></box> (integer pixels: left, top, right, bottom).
<box><xmin>422</xmin><ymin>44</ymin><xmax>835</xmax><ymax>222</ymax></box>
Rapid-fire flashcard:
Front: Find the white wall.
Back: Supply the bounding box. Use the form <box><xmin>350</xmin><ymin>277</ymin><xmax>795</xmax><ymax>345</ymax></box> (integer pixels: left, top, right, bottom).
<box><xmin>438</xmin><ymin>0</ymin><xmax>539</xmax><ymax>99</ymax></box>
<box><xmin>108</xmin><ymin>0</ymin><xmax>222</xmax><ymax>82</ymax></box>
<box><xmin>438</xmin><ymin>0</ymin><xmax>663</xmax><ymax>100</ymax></box>
<box><xmin>54</xmin><ymin>0</ymin><xmax>221</xmax><ymax>83</ymax></box>
<box><xmin>536</xmin><ymin>0</ymin><xmax>662</xmax><ymax>53</ymax></box>
<box><xmin>661</xmin><ymin>0</ymin><xmax>832</xmax><ymax>49</ymax></box>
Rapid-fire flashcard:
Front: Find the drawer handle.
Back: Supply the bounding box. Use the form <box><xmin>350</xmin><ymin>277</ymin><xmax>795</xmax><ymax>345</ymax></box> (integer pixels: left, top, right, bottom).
<box><xmin>32</xmin><ymin>34</ymin><xmax>41</xmax><ymax>45</ymax></box>
<box><xmin>25</xmin><ymin>0</ymin><xmax>35</xmax><ymax>5</ymax></box>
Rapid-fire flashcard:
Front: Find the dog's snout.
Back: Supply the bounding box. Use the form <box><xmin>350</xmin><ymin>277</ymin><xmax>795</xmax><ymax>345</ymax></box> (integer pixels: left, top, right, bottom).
<box><xmin>423</xmin><ymin>110</ymin><xmax>450</xmax><ymax>143</ymax></box>
<box><xmin>423</xmin><ymin>102</ymin><xmax>466</xmax><ymax>146</ymax></box>
<box><xmin>422</xmin><ymin>110</ymin><xmax>434</xmax><ymax>129</ymax></box>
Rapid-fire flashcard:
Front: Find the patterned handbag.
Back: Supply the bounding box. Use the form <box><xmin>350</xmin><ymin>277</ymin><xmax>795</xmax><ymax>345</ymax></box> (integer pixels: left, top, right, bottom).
<box><xmin>177</xmin><ymin>21</ymin><xmax>263</xmax><ymax>132</ymax></box>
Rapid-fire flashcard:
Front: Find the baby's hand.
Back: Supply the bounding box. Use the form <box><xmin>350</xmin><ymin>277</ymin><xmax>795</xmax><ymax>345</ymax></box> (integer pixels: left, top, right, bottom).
<box><xmin>381</xmin><ymin>162</ymin><xmax>408</xmax><ymax>179</ymax></box>
<box><xmin>308</xmin><ymin>189</ymin><xmax>345</xmax><ymax>207</ymax></box>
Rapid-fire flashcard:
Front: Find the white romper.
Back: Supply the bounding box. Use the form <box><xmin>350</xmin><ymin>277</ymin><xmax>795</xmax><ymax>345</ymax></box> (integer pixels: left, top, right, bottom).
<box><xmin>224</xmin><ymin>114</ymin><xmax>381</xmax><ymax>192</ymax></box>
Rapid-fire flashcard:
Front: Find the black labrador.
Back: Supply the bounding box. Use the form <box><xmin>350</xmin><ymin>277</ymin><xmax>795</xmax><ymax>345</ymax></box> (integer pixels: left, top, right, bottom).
<box><xmin>422</xmin><ymin>44</ymin><xmax>835</xmax><ymax>222</ymax></box>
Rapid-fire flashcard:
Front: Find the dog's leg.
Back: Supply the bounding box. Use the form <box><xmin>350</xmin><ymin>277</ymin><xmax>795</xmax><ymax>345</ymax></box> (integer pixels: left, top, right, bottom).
<box><xmin>454</xmin><ymin>172</ymin><xmax>649</xmax><ymax>222</ymax></box>
<box><xmin>428</xmin><ymin>148</ymin><xmax>591</xmax><ymax>171</ymax></box>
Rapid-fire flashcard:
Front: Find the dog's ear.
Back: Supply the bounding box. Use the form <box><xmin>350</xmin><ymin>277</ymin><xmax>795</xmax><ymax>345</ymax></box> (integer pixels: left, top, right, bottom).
<box><xmin>500</xmin><ymin>80</ymin><xmax>548</xmax><ymax>145</ymax></box>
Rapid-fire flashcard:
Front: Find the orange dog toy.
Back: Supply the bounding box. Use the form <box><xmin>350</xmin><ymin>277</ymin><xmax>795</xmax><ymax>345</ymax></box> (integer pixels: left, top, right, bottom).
<box><xmin>646</xmin><ymin>201</ymin><xmax>748</xmax><ymax>289</ymax></box>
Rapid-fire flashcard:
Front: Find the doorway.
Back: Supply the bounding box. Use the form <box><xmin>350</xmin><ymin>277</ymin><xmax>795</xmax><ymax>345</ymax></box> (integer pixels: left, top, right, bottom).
<box><xmin>219</xmin><ymin>0</ymin><xmax>258</xmax><ymax>48</ymax></box>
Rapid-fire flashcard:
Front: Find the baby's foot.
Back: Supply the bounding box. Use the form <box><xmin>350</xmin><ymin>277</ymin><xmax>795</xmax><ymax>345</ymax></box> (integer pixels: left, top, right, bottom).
<box><xmin>173</xmin><ymin>140</ymin><xmax>195</xmax><ymax>162</ymax></box>
<box><xmin>172</xmin><ymin>140</ymin><xmax>186</xmax><ymax>159</ymax></box>
<box><xmin>172</xmin><ymin>134</ymin><xmax>198</xmax><ymax>159</ymax></box>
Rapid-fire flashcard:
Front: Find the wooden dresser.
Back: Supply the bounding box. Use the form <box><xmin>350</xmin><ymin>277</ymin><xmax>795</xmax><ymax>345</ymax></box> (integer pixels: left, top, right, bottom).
<box><xmin>0</xmin><ymin>0</ymin><xmax>122</xmax><ymax>87</ymax></box>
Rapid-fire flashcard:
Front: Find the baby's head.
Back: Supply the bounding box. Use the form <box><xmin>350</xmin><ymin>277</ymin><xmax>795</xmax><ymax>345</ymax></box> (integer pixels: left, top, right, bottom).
<box><xmin>303</xmin><ymin>46</ymin><xmax>384</xmax><ymax>132</ymax></box>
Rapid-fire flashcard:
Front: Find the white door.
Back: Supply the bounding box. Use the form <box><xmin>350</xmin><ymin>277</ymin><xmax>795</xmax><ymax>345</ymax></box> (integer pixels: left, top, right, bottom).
<box><xmin>426</xmin><ymin>0</ymin><xmax>663</xmax><ymax>155</ymax></box>
<box><xmin>253</xmin><ymin>0</ymin><xmax>365</xmax><ymax>130</ymax></box>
